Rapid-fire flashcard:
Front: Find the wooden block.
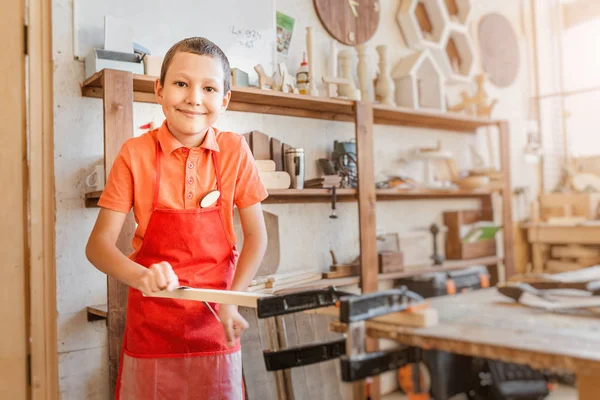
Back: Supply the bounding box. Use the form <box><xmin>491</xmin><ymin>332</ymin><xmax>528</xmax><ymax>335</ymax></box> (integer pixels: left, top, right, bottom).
<box><xmin>552</xmin><ymin>245</ymin><xmax>600</xmax><ymax>259</ymax></box>
<box><xmin>310</xmin><ymin>306</ymin><xmax>438</xmax><ymax>328</ymax></box>
<box><xmin>248</xmin><ymin>130</ymin><xmax>271</xmax><ymax>160</ymax></box>
<box><xmin>546</xmin><ymin>260</ymin><xmax>583</xmax><ymax>273</ymax></box>
<box><xmin>282</xmin><ymin>143</ymin><xmax>291</xmax><ymax>171</ymax></box>
<box><xmin>255</xmin><ymin>160</ymin><xmax>276</xmax><ymax>172</ymax></box>
<box><xmin>270</xmin><ymin>138</ymin><xmax>283</xmax><ymax>171</ymax></box>
<box><xmin>259</xmin><ymin>171</ymin><xmax>291</xmax><ymax>189</ymax></box>
<box><xmin>378</xmin><ymin>251</ymin><xmax>404</xmax><ymax>273</ymax></box>
<box><xmin>576</xmin><ymin>257</ymin><xmax>600</xmax><ymax>267</ymax></box>
<box><xmin>147</xmin><ymin>287</ymin><xmax>270</xmax><ymax>308</ymax></box>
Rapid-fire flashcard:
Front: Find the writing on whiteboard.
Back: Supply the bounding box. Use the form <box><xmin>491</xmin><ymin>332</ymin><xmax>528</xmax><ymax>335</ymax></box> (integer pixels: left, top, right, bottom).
<box><xmin>230</xmin><ymin>26</ymin><xmax>263</xmax><ymax>49</ymax></box>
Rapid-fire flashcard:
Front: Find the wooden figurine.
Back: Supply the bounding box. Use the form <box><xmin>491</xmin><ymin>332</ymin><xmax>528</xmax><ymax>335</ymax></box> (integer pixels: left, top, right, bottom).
<box><xmin>327</xmin><ymin>39</ymin><xmax>338</xmax><ymax>97</ymax></box>
<box><xmin>337</xmin><ymin>50</ymin><xmax>361</xmax><ymax>100</ymax></box>
<box><xmin>356</xmin><ymin>44</ymin><xmax>370</xmax><ymax>102</ymax></box>
<box><xmin>306</xmin><ymin>27</ymin><xmax>319</xmax><ymax>96</ymax></box>
<box><xmin>254</xmin><ymin>63</ymin><xmax>298</xmax><ymax>93</ymax></box>
<box><xmin>448</xmin><ymin>74</ymin><xmax>498</xmax><ymax>117</ymax></box>
<box><xmin>374</xmin><ymin>45</ymin><xmax>396</xmax><ymax>107</ymax></box>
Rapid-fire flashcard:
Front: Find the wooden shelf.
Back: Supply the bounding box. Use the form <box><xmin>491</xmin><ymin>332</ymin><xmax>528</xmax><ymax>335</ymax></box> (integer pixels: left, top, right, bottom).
<box><xmin>86</xmin><ymin>304</ymin><xmax>108</xmax><ymax>322</ymax></box>
<box><xmin>85</xmin><ymin>187</ymin><xmax>495</xmax><ymax>208</ymax></box>
<box><xmin>81</xmin><ymin>69</ymin><xmax>497</xmax><ymax>132</ymax></box>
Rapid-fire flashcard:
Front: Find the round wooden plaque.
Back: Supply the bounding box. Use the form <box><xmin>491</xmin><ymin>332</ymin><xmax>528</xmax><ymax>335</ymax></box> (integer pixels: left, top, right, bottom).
<box><xmin>314</xmin><ymin>0</ymin><xmax>380</xmax><ymax>45</ymax></box>
<box><xmin>478</xmin><ymin>12</ymin><xmax>520</xmax><ymax>88</ymax></box>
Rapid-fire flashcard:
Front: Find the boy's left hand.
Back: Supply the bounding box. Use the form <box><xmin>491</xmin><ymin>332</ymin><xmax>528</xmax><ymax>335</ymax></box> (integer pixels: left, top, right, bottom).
<box><xmin>218</xmin><ymin>304</ymin><xmax>250</xmax><ymax>347</ymax></box>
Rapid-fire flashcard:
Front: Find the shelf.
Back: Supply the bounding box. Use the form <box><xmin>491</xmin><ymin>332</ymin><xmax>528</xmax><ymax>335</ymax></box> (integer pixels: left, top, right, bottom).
<box><xmin>86</xmin><ymin>304</ymin><xmax>108</xmax><ymax>322</ymax></box>
<box><xmin>85</xmin><ymin>187</ymin><xmax>496</xmax><ymax>208</ymax></box>
<box><xmin>81</xmin><ymin>69</ymin><xmax>498</xmax><ymax>133</ymax></box>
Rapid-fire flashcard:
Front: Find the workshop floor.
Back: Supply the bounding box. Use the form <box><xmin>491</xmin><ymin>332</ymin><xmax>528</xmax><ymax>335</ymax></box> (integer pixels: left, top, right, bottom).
<box><xmin>382</xmin><ymin>384</ymin><xmax>577</xmax><ymax>399</ymax></box>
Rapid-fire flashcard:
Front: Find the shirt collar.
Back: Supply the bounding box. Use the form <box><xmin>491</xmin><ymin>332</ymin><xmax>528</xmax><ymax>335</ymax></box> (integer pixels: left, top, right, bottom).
<box><xmin>157</xmin><ymin>120</ymin><xmax>220</xmax><ymax>154</ymax></box>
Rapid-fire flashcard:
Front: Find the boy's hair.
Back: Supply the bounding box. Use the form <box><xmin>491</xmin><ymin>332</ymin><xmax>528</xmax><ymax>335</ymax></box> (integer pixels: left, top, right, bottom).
<box><xmin>160</xmin><ymin>37</ymin><xmax>232</xmax><ymax>93</ymax></box>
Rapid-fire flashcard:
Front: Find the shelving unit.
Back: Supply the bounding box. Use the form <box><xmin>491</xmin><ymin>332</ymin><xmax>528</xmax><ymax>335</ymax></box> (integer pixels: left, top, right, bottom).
<box><xmin>81</xmin><ymin>69</ymin><xmax>514</xmax><ymax>393</ymax></box>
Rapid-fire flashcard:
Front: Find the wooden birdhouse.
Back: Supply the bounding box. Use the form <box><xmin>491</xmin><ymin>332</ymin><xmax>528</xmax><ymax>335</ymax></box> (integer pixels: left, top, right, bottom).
<box><xmin>392</xmin><ymin>50</ymin><xmax>446</xmax><ymax>112</ymax></box>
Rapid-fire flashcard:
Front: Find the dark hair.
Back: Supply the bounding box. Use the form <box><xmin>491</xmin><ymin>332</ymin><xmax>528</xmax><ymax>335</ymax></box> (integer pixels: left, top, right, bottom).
<box><xmin>160</xmin><ymin>37</ymin><xmax>231</xmax><ymax>93</ymax></box>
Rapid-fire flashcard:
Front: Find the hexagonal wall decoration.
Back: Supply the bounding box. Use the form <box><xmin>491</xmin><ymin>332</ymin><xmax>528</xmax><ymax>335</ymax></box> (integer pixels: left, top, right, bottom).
<box><xmin>435</xmin><ymin>25</ymin><xmax>476</xmax><ymax>83</ymax></box>
<box><xmin>392</xmin><ymin>50</ymin><xmax>446</xmax><ymax>112</ymax></box>
<box><xmin>398</xmin><ymin>0</ymin><xmax>450</xmax><ymax>48</ymax></box>
<box><xmin>443</xmin><ymin>0</ymin><xmax>472</xmax><ymax>24</ymax></box>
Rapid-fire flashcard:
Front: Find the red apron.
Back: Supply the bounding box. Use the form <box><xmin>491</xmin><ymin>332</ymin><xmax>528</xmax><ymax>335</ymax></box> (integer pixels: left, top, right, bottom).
<box><xmin>116</xmin><ymin>142</ymin><xmax>243</xmax><ymax>400</ymax></box>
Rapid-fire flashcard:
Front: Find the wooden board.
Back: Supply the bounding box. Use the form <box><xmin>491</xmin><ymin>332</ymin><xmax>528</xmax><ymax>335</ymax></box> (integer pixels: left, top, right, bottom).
<box><xmin>477</xmin><ymin>13</ymin><xmax>520</xmax><ymax>88</ymax></box>
<box><xmin>270</xmin><ymin>138</ymin><xmax>283</xmax><ymax>171</ymax></box>
<box><xmin>331</xmin><ymin>288</ymin><xmax>600</xmax><ymax>375</ymax></box>
<box><xmin>240</xmin><ymin>307</ymin><xmax>278</xmax><ymax>400</ymax></box>
<box><xmin>314</xmin><ymin>0</ymin><xmax>380</xmax><ymax>46</ymax></box>
<box><xmin>248</xmin><ymin>130</ymin><xmax>271</xmax><ymax>160</ymax></box>
<box><xmin>234</xmin><ymin>210</ymin><xmax>280</xmax><ymax>276</ymax></box>
<box><xmin>552</xmin><ymin>245</ymin><xmax>600</xmax><ymax>259</ymax></box>
<box><xmin>147</xmin><ymin>287</ymin><xmax>270</xmax><ymax>307</ymax></box>
<box><xmin>103</xmin><ymin>69</ymin><xmax>136</xmax><ymax>395</ymax></box>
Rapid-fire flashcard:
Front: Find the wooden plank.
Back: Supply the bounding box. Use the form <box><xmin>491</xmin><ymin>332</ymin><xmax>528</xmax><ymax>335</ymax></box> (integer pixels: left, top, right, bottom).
<box><xmin>282</xmin><ymin>314</ymin><xmax>309</xmax><ymax>399</ymax></box>
<box><xmin>528</xmin><ymin>224</ymin><xmax>600</xmax><ymax>244</ymax></box>
<box><xmin>356</xmin><ymin>101</ymin><xmax>380</xmax><ymax>399</ymax></box>
<box><xmin>552</xmin><ymin>245</ymin><xmax>600</xmax><ymax>259</ymax></box>
<box><xmin>240</xmin><ymin>307</ymin><xmax>278</xmax><ymax>400</ymax></box>
<box><xmin>499</xmin><ymin>121</ymin><xmax>515</xmax><ymax>278</ymax></box>
<box><xmin>312</xmin><ymin>314</ymin><xmax>344</xmax><ymax>400</ymax></box>
<box><xmin>307</xmin><ymin>306</ymin><xmax>438</xmax><ymax>328</ymax></box>
<box><xmin>148</xmin><ymin>287</ymin><xmax>270</xmax><ymax>307</ymax></box>
<box><xmin>103</xmin><ymin>69</ymin><xmax>135</xmax><ymax>395</ymax></box>
<box><xmin>248</xmin><ymin>130</ymin><xmax>271</xmax><ymax>160</ymax></box>
<box><xmin>28</xmin><ymin>0</ymin><xmax>58</xmax><ymax>397</ymax></box>
<box><xmin>270</xmin><ymin>138</ymin><xmax>283</xmax><ymax>171</ymax></box>
<box><xmin>577</xmin><ymin>371</ymin><xmax>600</xmax><ymax>400</ymax></box>
<box><xmin>293</xmin><ymin>313</ymin><xmax>327</xmax><ymax>400</ymax></box>
<box><xmin>0</xmin><ymin>0</ymin><xmax>28</xmax><ymax>397</ymax></box>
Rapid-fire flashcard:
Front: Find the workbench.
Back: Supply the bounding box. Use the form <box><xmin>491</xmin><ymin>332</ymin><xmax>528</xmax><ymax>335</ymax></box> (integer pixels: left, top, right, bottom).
<box><xmin>331</xmin><ymin>288</ymin><xmax>600</xmax><ymax>400</ymax></box>
<box><xmin>525</xmin><ymin>222</ymin><xmax>600</xmax><ymax>273</ymax></box>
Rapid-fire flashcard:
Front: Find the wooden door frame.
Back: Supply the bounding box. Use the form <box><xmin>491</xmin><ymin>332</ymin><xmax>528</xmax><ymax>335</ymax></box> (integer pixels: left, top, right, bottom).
<box><xmin>1</xmin><ymin>0</ymin><xmax>29</xmax><ymax>398</ymax></box>
<box><xmin>29</xmin><ymin>0</ymin><xmax>59</xmax><ymax>398</ymax></box>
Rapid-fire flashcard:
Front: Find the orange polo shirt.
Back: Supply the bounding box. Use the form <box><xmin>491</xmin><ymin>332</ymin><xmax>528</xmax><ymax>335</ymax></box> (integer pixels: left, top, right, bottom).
<box><xmin>98</xmin><ymin>121</ymin><xmax>268</xmax><ymax>257</ymax></box>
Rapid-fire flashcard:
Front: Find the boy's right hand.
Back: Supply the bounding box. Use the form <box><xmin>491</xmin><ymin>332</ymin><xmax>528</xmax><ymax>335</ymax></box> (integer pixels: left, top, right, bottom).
<box><xmin>136</xmin><ymin>261</ymin><xmax>179</xmax><ymax>295</ymax></box>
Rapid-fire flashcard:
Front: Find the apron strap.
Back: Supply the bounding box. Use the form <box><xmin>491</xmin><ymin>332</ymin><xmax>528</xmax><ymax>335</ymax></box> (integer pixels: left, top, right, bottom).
<box><xmin>153</xmin><ymin>141</ymin><xmax>162</xmax><ymax>210</ymax></box>
<box><xmin>211</xmin><ymin>150</ymin><xmax>223</xmax><ymax>207</ymax></box>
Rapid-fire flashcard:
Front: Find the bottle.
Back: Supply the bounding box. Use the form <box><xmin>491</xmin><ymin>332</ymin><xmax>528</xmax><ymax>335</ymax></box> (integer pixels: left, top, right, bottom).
<box><xmin>296</xmin><ymin>52</ymin><xmax>309</xmax><ymax>95</ymax></box>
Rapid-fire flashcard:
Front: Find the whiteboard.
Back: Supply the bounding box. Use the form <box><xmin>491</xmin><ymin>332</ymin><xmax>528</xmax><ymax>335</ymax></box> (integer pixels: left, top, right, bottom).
<box><xmin>74</xmin><ymin>0</ymin><xmax>276</xmax><ymax>84</ymax></box>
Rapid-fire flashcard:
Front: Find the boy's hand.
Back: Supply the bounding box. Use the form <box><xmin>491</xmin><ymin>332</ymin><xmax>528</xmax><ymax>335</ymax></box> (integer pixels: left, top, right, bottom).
<box><xmin>218</xmin><ymin>304</ymin><xmax>250</xmax><ymax>347</ymax></box>
<box><xmin>136</xmin><ymin>261</ymin><xmax>179</xmax><ymax>295</ymax></box>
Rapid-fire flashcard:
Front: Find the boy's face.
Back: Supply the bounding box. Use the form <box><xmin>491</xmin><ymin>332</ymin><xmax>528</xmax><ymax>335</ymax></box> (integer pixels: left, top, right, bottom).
<box><xmin>155</xmin><ymin>52</ymin><xmax>231</xmax><ymax>142</ymax></box>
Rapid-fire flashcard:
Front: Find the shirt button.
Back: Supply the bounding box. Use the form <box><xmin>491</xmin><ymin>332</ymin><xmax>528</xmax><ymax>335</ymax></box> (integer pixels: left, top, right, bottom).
<box><xmin>188</xmin><ymin>163</ymin><xmax>194</xmax><ymax>169</ymax></box>
<box><xmin>188</xmin><ymin>177</ymin><xmax>194</xmax><ymax>184</ymax></box>
<box><xmin>187</xmin><ymin>192</ymin><xmax>193</xmax><ymax>199</ymax></box>
<box><xmin>182</xmin><ymin>148</ymin><xmax>189</xmax><ymax>154</ymax></box>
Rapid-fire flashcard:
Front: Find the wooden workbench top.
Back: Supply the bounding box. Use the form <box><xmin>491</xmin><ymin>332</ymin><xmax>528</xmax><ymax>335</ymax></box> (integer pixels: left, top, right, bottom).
<box><xmin>331</xmin><ymin>288</ymin><xmax>600</xmax><ymax>374</ymax></box>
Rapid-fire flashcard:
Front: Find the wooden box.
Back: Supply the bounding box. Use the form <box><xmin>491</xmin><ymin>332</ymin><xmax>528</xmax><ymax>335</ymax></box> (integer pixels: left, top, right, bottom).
<box><xmin>378</xmin><ymin>251</ymin><xmax>404</xmax><ymax>273</ymax></box>
<box><xmin>539</xmin><ymin>193</ymin><xmax>600</xmax><ymax>221</ymax></box>
<box><xmin>443</xmin><ymin>209</ymin><xmax>497</xmax><ymax>260</ymax></box>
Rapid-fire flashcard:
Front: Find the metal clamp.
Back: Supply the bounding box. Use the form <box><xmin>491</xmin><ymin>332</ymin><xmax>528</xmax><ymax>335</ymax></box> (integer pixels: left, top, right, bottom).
<box><xmin>256</xmin><ymin>287</ymin><xmax>354</xmax><ymax>319</ymax></box>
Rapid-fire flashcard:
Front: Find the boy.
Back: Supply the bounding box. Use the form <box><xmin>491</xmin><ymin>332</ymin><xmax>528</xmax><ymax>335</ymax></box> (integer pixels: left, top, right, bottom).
<box><xmin>86</xmin><ymin>37</ymin><xmax>268</xmax><ymax>399</ymax></box>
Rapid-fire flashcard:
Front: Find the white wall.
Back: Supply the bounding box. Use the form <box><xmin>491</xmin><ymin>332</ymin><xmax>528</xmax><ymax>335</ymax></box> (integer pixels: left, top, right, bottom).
<box><xmin>52</xmin><ymin>0</ymin><xmax>532</xmax><ymax>398</ymax></box>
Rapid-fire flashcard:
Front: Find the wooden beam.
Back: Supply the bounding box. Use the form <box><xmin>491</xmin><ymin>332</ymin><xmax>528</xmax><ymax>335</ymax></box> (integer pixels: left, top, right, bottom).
<box><xmin>355</xmin><ymin>101</ymin><xmax>380</xmax><ymax>399</ymax></box>
<box><xmin>499</xmin><ymin>121</ymin><xmax>515</xmax><ymax>279</ymax></box>
<box><xmin>0</xmin><ymin>0</ymin><xmax>28</xmax><ymax>398</ymax></box>
<box><xmin>147</xmin><ymin>288</ymin><xmax>270</xmax><ymax>308</ymax></box>
<box><xmin>103</xmin><ymin>69</ymin><xmax>135</xmax><ymax>395</ymax></box>
<box><xmin>28</xmin><ymin>0</ymin><xmax>58</xmax><ymax>398</ymax></box>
